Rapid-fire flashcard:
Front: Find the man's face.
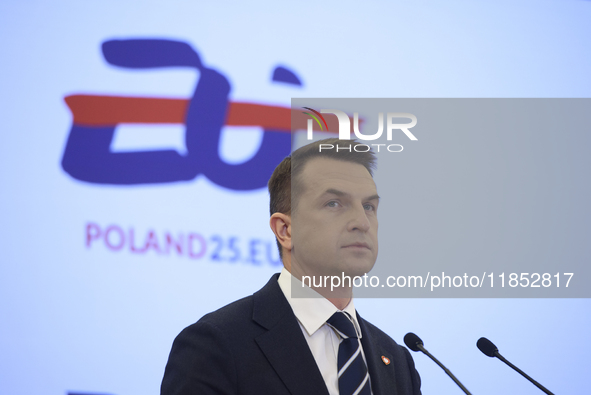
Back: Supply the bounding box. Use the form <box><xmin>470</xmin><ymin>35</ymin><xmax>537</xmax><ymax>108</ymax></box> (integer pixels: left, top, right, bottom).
<box><xmin>291</xmin><ymin>157</ymin><xmax>379</xmax><ymax>279</ymax></box>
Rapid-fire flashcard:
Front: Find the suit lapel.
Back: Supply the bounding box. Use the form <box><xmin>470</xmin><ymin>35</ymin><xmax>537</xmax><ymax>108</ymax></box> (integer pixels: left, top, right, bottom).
<box><xmin>358</xmin><ymin>314</ymin><xmax>399</xmax><ymax>395</ymax></box>
<box><xmin>253</xmin><ymin>275</ymin><xmax>330</xmax><ymax>395</ymax></box>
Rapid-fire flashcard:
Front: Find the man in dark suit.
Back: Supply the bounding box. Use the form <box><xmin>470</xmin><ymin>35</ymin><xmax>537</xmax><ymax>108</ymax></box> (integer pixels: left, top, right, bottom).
<box><xmin>161</xmin><ymin>138</ymin><xmax>421</xmax><ymax>395</ymax></box>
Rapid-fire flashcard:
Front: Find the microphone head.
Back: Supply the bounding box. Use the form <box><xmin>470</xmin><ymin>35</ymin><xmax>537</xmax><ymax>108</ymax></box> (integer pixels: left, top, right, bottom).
<box><xmin>404</xmin><ymin>332</ymin><xmax>424</xmax><ymax>352</ymax></box>
<box><xmin>477</xmin><ymin>337</ymin><xmax>498</xmax><ymax>357</ymax></box>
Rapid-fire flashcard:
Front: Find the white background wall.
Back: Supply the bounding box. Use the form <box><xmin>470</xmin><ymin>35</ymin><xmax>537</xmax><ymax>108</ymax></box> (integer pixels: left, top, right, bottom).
<box><xmin>1</xmin><ymin>1</ymin><xmax>590</xmax><ymax>394</ymax></box>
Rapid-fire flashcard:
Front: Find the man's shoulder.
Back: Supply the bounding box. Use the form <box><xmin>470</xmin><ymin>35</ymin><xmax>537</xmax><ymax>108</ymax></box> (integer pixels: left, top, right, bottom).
<box><xmin>179</xmin><ymin>273</ymin><xmax>285</xmax><ymax>338</ymax></box>
<box><xmin>196</xmin><ymin>294</ymin><xmax>255</xmax><ymax>328</ymax></box>
<box><xmin>169</xmin><ymin>294</ymin><xmax>255</xmax><ymax>358</ymax></box>
<box><xmin>161</xmin><ymin>276</ymin><xmax>287</xmax><ymax>395</ymax></box>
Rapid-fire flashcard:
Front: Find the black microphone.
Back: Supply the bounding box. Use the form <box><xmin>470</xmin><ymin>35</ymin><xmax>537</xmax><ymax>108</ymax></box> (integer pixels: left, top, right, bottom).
<box><xmin>404</xmin><ymin>332</ymin><xmax>472</xmax><ymax>395</ymax></box>
<box><xmin>476</xmin><ymin>337</ymin><xmax>555</xmax><ymax>395</ymax></box>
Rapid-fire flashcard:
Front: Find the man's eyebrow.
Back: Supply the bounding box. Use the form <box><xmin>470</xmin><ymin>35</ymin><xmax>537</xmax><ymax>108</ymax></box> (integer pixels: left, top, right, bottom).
<box><xmin>365</xmin><ymin>194</ymin><xmax>380</xmax><ymax>202</ymax></box>
<box><xmin>322</xmin><ymin>188</ymin><xmax>380</xmax><ymax>201</ymax></box>
<box><xmin>323</xmin><ymin>188</ymin><xmax>347</xmax><ymax>197</ymax></box>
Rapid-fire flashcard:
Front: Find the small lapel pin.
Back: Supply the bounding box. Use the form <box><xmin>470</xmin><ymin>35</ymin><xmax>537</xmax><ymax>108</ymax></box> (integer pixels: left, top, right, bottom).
<box><xmin>381</xmin><ymin>355</ymin><xmax>391</xmax><ymax>365</ymax></box>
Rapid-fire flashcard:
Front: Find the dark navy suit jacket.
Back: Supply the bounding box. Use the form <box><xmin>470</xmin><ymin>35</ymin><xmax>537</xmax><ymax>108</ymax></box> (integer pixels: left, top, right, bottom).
<box><xmin>161</xmin><ymin>274</ymin><xmax>421</xmax><ymax>395</ymax></box>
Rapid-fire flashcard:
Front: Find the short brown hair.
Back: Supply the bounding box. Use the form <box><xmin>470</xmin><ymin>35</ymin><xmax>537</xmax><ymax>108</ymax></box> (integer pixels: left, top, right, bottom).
<box><xmin>268</xmin><ymin>138</ymin><xmax>377</xmax><ymax>258</ymax></box>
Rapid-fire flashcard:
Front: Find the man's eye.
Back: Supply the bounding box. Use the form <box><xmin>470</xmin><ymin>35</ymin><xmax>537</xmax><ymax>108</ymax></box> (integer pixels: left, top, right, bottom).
<box><xmin>326</xmin><ymin>201</ymin><xmax>339</xmax><ymax>208</ymax></box>
<box><xmin>364</xmin><ymin>204</ymin><xmax>375</xmax><ymax>211</ymax></box>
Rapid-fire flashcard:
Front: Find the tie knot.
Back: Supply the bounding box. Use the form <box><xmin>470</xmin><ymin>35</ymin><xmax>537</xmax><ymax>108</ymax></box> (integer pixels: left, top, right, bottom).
<box><xmin>327</xmin><ymin>312</ymin><xmax>358</xmax><ymax>339</ymax></box>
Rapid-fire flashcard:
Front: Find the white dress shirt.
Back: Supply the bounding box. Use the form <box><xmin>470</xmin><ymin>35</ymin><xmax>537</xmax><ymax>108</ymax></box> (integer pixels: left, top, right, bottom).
<box><xmin>277</xmin><ymin>267</ymin><xmax>372</xmax><ymax>395</ymax></box>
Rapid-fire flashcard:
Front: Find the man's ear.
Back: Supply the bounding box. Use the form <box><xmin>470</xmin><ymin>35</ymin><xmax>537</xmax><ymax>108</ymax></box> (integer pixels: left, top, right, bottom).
<box><xmin>270</xmin><ymin>212</ymin><xmax>292</xmax><ymax>253</ymax></box>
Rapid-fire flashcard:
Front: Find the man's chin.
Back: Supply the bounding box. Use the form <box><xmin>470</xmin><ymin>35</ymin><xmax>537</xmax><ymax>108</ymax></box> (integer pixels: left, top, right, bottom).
<box><xmin>339</xmin><ymin>261</ymin><xmax>376</xmax><ymax>279</ymax></box>
<box><xmin>291</xmin><ymin>258</ymin><xmax>376</xmax><ymax>282</ymax></box>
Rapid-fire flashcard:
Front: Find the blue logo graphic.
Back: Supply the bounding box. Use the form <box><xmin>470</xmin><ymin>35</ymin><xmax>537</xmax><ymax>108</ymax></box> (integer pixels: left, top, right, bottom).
<box><xmin>61</xmin><ymin>39</ymin><xmax>302</xmax><ymax>190</ymax></box>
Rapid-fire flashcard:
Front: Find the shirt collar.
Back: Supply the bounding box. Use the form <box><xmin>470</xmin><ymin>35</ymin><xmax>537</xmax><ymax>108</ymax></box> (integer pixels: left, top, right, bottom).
<box><xmin>277</xmin><ymin>267</ymin><xmax>362</xmax><ymax>338</ymax></box>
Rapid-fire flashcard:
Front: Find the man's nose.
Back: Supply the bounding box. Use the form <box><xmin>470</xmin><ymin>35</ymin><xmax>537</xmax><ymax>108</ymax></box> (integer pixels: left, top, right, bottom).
<box><xmin>347</xmin><ymin>204</ymin><xmax>371</xmax><ymax>232</ymax></box>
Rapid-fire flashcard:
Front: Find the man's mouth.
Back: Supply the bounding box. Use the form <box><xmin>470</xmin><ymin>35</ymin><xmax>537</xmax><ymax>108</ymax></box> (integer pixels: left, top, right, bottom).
<box><xmin>343</xmin><ymin>242</ymin><xmax>370</xmax><ymax>249</ymax></box>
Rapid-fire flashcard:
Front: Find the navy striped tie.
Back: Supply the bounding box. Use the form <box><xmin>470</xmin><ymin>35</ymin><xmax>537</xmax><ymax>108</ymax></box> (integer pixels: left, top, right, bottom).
<box><xmin>327</xmin><ymin>312</ymin><xmax>371</xmax><ymax>395</ymax></box>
